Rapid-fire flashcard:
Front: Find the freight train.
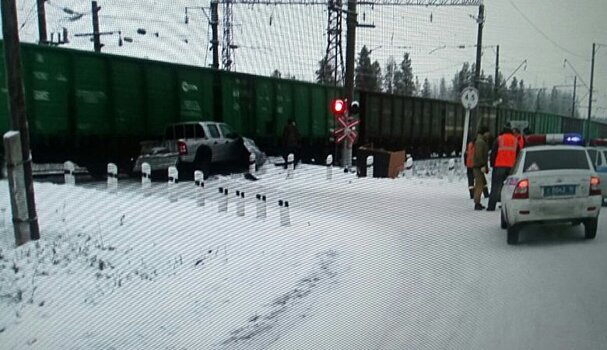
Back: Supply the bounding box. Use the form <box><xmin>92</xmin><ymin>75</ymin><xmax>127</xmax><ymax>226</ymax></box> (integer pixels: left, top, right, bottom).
<box><xmin>1</xmin><ymin>41</ymin><xmax>606</xmax><ymax>177</ymax></box>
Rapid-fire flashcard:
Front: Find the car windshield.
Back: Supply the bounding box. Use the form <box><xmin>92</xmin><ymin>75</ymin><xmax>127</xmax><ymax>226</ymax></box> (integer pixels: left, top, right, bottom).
<box><xmin>523</xmin><ymin>149</ymin><xmax>590</xmax><ymax>172</ymax></box>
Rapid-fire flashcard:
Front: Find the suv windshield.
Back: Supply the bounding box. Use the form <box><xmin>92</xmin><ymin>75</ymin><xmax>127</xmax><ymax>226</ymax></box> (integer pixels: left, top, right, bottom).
<box><xmin>523</xmin><ymin>149</ymin><xmax>590</xmax><ymax>172</ymax></box>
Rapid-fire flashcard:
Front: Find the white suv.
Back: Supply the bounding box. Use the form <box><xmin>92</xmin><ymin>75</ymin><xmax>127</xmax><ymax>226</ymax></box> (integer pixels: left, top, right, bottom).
<box><xmin>500</xmin><ymin>145</ymin><xmax>602</xmax><ymax>244</ymax></box>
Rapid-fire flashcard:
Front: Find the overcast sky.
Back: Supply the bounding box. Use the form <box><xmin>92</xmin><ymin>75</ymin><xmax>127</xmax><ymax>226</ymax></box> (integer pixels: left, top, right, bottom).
<box><xmin>4</xmin><ymin>0</ymin><xmax>607</xmax><ymax>119</ymax></box>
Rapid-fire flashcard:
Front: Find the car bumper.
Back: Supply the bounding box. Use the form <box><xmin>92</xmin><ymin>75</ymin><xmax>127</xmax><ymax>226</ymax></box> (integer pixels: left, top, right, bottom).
<box><xmin>132</xmin><ymin>153</ymin><xmax>179</xmax><ymax>173</ymax></box>
<box><xmin>505</xmin><ymin>196</ymin><xmax>602</xmax><ymax>226</ymax></box>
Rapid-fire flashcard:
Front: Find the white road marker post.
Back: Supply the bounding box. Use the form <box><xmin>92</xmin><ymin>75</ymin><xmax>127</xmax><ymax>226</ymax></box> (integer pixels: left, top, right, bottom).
<box><xmin>326</xmin><ymin>155</ymin><xmax>333</xmax><ymax>180</ymax></box>
<box><xmin>286</xmin><ymin>153</ymin><xmax>294</xmax><ymax>179</ymax></box>
<box><xmin>194</xmin><ymin>171</ymin><xmax>205</xmax><ymax>207</ymax></box>
<box><xmin>4</xmin><ymin>131</ymin><xmax>30</xmax><ymax>246</ymax></box>
<box><xmin>235</xmin><ymin>190</ymin><xmax>245</xmax><ymax>217</ymax></box>
<box><xmin>448</xmin><ymin>159</ymin><xmax>456</xmax><ymax>183</ymax></box>
<box><xmin>405</xmin><ymin>157</ymin><xmax>414</xmax><ymax>179</ymax></box>
<box><xmin>366</xmin><ymin>155</ymin><xmax>374</xmax><ymax>178</ymax></box>
<box><xmin>64</xmin><ymin>161</ymin><xmax>75</xmax><ymax>185</ymax></box>
<box><xmin>218</xmin><ymin>186</ymin><xmax>228</xmax><ymax>213</ymax></box>
<box><xmin>256</xmin><ymin>193</ymin><xmax>267</xmax><ymax>219</ymax></box>
<box><xmin>107</xmin><ymin>163</ymin><xmax>118</xmax><ymax>193</ymax></box>
<box><xmin>249</xmin><ymin>153</ymin><xmax>256</xmax><ymax>177</ymax></box>
<box><xmin>168</xmin><ymin>166</ymin><xmax>178</xmax><ymax>202</ymax></box>
<box><xmin>279</xmin><ymin>198</ymin><xmax>290</xmax><ymax>227</ymax></box>
<box><xmin>141</xmin><ymin>162</ymin><xmax>151</xmax><ymax>196</ymax></box>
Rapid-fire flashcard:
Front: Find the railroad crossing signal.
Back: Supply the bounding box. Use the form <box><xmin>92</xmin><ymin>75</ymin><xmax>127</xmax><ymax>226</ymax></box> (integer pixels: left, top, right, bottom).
<box><xmin>333</xmin><ymin>116</ymin><xmax>359</xmax><ymax>144</ymax></box>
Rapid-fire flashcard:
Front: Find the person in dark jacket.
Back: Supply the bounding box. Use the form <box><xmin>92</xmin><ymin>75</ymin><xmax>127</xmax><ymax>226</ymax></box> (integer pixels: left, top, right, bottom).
<box><xmin>473</xmin><ymin>126</ymin><xmax>491</xmax><ymax>210</ymax></box>
<box><xmin>465</xmin><ymin>138</ymin><xmax>489</xmax><ymax>199</ymax></box>
<box><xmin>282</xmin><ymin>119</ymin><xmax>301</xmax><ymax>167</ymax></box>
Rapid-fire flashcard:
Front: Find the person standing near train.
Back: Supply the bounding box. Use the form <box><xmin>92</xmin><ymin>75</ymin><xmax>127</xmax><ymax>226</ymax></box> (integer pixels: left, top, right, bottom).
<box><xmin>473</xmin><ymin>126</ymin><xmax>492</xmax><ymax>210</ymax></box>
<box><xmin>487</xmin><ymin>125</ymin><xmax>519</xmax><ymax>211</ymax></box>
<box><xmin>465</xmin><ymin>138</ymin><xmax>489</xmax><ymax>199</ymax></box>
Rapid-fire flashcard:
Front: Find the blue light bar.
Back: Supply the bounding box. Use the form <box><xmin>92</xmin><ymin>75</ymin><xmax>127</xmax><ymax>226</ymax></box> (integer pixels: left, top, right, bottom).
<box><xmin>564</xmin><ymin>133</ymin><xmax>584</xmax><ymax>146</ymax></box>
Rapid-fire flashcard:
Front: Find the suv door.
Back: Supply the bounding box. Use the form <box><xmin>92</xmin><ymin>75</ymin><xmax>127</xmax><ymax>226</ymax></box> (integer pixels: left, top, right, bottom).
<box><xmin>218</xmin><ymin>123</ymin><xmax>240</xmax><ymax>161</ymax></box>
<box><xmin>205</xmin><ymin>123</ymin><xmax>225</xmax><ymax>162</ymax></box>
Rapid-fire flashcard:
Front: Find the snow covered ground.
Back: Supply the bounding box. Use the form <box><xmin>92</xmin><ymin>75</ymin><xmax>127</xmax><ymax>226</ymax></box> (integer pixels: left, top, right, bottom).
<box><xmin>1</xmin><ymin>161</ymin><xmax>606</xmax><ymax>349</ymax></box>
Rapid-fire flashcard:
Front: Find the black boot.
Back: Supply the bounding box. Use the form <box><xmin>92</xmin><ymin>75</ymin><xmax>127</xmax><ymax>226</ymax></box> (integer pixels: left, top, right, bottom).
<box><xmin>483</xmin><ymin>187</ymin><xmax>490</xmax><ymax>199</ymax></box>
<box><xmin>469</xmin><ymin>189</ymin><xmax>474</xmax><ymax>199</ymax></box>
<box><xmin>474</xmin><ymin>203</ymin><xmax>486</xmax><ymax>210</ymax></box>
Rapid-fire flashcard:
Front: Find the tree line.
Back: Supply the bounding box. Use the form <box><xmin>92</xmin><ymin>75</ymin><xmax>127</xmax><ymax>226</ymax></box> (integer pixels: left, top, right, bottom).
<box><xmin>313</xmin><ymin>45</ymin><xmax>580</xmax><ymax>118</ymax></box>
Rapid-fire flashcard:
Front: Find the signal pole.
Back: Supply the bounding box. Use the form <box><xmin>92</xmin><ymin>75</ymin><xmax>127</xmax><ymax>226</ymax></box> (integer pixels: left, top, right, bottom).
<box><xmin>473</xmin><ymin>4</ymin><xmax>484</xmax><ymax>134</ymax></box>
<box><xmin>2</xmin><ymin>0</ymin><xmax>41</xmax><ymax>243</ymax></box>
<box><xmin>92</xmin><ymin>1</ymin><xmax>102</xmax><ymax>52</ymax></box>
<box><xmin>586</xmin><ymin>43</ymin><xmax>595</xmax><ymax>141</ymax></box>
<box><xmin>572</xmin><ymin>76</ymin><xmax>577</xmax><ymax>118</ymax></box>
<box><xmin>36</xmin><ymin>0</ymin><xmax>48</xmax><ymax>44</ymax></box>
<box><xmin>343</xmin><ymin>0</ymin><xmax>357</xmax><ymax>168</ymax></box>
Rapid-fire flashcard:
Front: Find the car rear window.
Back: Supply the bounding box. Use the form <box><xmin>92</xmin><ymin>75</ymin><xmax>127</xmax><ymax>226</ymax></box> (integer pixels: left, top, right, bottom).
<box><xmin>587</xmin><ymin>149</ymin><xmax>598</xmax><ymax>165</ymax></box>
<box><xmin>523</xmin><ymin>149</ymin><xmax>590</xmax><ymax>172</ymax></box>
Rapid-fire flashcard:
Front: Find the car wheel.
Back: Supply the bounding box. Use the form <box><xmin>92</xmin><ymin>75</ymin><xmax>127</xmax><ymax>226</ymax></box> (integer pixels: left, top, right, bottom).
<box><xmin>194</xmin><ymin>147</ymin><xmax>211</xmax><ymax>180</ymax></box>
<box><xmin>584</xmin><ymin>218</ymin><xmax>598</xmax><ymax>239</ymax></box>
<box><xmin>500</xmin><ymin>210</ymin><xmax>507</xmax><ymax>229</ymax></box>
<box><xmin>507</xmin><ymin>224</ymin><xmax>519</xmax><ymax>245</ymax></box>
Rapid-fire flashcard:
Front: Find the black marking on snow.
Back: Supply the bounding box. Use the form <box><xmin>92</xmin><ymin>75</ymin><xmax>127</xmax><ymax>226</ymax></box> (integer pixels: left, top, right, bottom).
<box><xmin>216</xmin><ymin>250</ymin><xmax>339</xmax><ymax>350</ymax></box>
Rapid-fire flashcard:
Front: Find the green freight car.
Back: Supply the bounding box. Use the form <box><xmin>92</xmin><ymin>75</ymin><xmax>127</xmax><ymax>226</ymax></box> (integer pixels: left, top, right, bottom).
<box><xmin>0</xmin><ymin>41</ymin><xmax>342</xmax><ymax>176</ymax></box>
<box><xmin>1</xmin><ymin>41</ymin><xmax>607</xmax><ymax>176</ymax></box>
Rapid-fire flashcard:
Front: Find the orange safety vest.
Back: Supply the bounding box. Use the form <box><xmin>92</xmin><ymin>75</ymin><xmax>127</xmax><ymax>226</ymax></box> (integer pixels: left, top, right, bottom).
<box><xmin>516</xmin><ymin>134</ymin><xmax>525</xmax><ymax>149</ymax></box>
<box><xmin>466</xmin><ymin>142</ymin><xmax>475</xmax><ymax>168</ymax></box>
<box><xmin>495</xmin><ymin>133</ymin><xmax>518</xmax><ymax>168</ymax></box>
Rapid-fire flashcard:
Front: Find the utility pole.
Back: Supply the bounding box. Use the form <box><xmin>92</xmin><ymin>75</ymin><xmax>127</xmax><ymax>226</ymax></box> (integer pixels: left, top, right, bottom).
<box><xmin>586</xmin><ymin>43</ymin><xmax>596</xmax><ymax>141</ymax></box>
<box><xmin>1</xmin><ymin>0</ymin><xmax>41</xmax><ymax>243</ymax></box>
<box><xmin>572</xmin><ymin>76</ymin><xmax>577</xmax><ymax>118</ymax></box>
<box><xmin>36</xmin><ymin>0</ymin><xmax>48</xmax><ymax>44</ymax></box>
<box><xmin>494</xmin><ymin>44</ymin><xmax>499</xmax><ymax>99</ymax></box>
<box><xmin>92</xmin><ymin>1</ymin><xmax>102</xmax><ymax>52</ymax></box>
<box><xmin>210</xmin><ymin>0</ymin><xmax>220</xmax><ymax>69</ymax></box>
<box><xmin>473</xmin><ymin>4</ymin><xmax>484</xmax><ymax>133</ymax></box>
<box><xmin>342</xmin><ymin>0</ymin><xmax>357</xmax><ymax>168</ymax></box>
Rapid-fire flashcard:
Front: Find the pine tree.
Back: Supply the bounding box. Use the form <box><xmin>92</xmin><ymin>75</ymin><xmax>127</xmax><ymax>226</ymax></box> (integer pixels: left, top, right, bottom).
<box><xmin>371</xmin><ymin>60</ymin><xmax>383</xmax><ymax>92</ymax></box>
<box><xmin>439</xmin><ymin>77</ymin><xmax>448</xmax><ymax>100</ymax></box>
<box><xmin>271</xmin><ymin>69</ymin><xmax>282</xmax><ymax>79</ymax></box>
<box><xmin>451</xmin><ymin>63</ymin><xmax>471</xmax><ymax>101</ymax></box>
<box><xmin>384</xmin><ymin>56</ymin><xmax>398</xmax><ymax>93</ymax></box>
<box><xmin>395</xmin><ymin>52</ymin><xmax>415</xmax><ymax>96</ymax></box>
<box><xmin>315</xmin><ymin>57</ymin><xmax>335</xmax><ymax>85</ymax></box>
<box><xmin>422</xmin><ymin>78</ymin><xmax>431</xmax><ymax>98</ymax></box>
<box><xmin>354</xmin><ymin>46</ymin><xmax>381</xmax><ymax>91</ymax></box>
<box><xmin>415</xmin><ymin>76</ymin><xmax>421</xmax><ymax>96</ymax></box>
<box><xmin>549</xmin><ymin>86</ymin><xmax>560</xmax><ymax>114</ymax></box>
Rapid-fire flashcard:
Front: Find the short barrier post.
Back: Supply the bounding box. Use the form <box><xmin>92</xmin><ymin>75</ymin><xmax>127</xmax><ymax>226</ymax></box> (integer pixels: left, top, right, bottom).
<box><xmin>286</xmin><ymin>153</ymin><xmax>294</xmax><ymax>179</ymax></box>
<box><xmin>278</xmin><ymin>199</ymin><xmax>290</xmax><ymax>227</ymax></box>
<box><xmin>448</xmin><ymin>159</ymin><xmax>455</xmax><ymax>183</ymax></box>
<box><xmin>236</xmin><ymin>190</ymin><xmax>245</xmax><ymax>217</ymax></box>
<box><xmin>64</xmin><ymin>161</ymin><xmax>75</xmax><ymax>185</ymax></box>
<box><xmin>141</xmin><ymin>163</ymin><xmax>151</xmax><ymax>196</ymax></box>
<box><xmin>366</xmin><ymin>156</ymin><xmax>374</xmax><ymax>178</ymax></box>
<box><xmin>249</xmin><ymin>153</ymin><xmax>256</xmax><ymax>177</ymax></box>
<box><xmin>107</xmin><ymin>163</ymin><xmax>118</xmax><ymax>192</ymax></box>
<box><xmin>218</xmin><ymin>186</ymin><xmax>228</xmax><ymax>213</ymax></box>
<box><xmin>326</xmin><ymin>155</ymin><xmax>333</xmax><ymax>180</ymax></box>
<box><xmin>256</xmin><ymin>193</ymin><xmax>267</xmax><ymax>219</ymax></box>
<box><xmin>194</xmin><ymin>170</ymin><xmax>205</xmax><ymax>206</ymax></box>
<box><xmin>405</xmin><ymin>157</ymin><xmax>414</xmax><ymax>179</ymax></box>
<box><xmin>168</xmin><ymin>166</ymin><xmax>178</xmax><ymax>202</ymax></box>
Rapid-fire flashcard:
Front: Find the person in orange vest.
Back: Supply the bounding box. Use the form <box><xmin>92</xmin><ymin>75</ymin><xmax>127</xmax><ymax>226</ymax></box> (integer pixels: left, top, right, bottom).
<box><xmin>465</xmin><ymin>138</ymin><xmax>489</xmax><ymax>199</ymax></box>
<box><xmin>487</xmin><ymin>125</ymin><xmax>520</xmax><ymax>211</ymax></box>
<box><xmin>512</xmin><ymin>127</ymin><xmax>525</xmax><ymax>150</ymax></box>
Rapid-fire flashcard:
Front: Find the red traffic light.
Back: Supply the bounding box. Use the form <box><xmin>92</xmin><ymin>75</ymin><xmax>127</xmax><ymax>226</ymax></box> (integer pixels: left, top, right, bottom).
<box><xmin>332</xmin><ymin>99</ymin><xmax>346</xmax><ymax>115</ymax></box>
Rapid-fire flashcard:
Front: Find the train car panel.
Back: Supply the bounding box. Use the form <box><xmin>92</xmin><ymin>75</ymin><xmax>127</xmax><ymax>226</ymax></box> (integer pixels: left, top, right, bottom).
<box><xmin>111</xmin><ymin>60</ymin><xmax>145</xmax><ymax>136</ymax></box>
<box><xmin>144</xmin><ymin>64</ymin><xmax>178</xmax><ymax>137</ymax></box>
<box><xmin>73</xmin><ymin>55</ymin><xmax>111</xmax><ymax>136</ymax></box>
<box><xmin>177</xmin><ymin>67</ymin><xmax>214</xmax><ymax>123</ymax></box>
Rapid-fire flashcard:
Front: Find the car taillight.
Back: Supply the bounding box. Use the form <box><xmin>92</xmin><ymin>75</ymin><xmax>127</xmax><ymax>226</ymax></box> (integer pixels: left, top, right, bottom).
<box><xmin>177</xmin><ymin>141</ymin><xmax>188</xmax><ymax>155</ymax></box>
<box><xmin>513</xmin><ymin>179</ymin><xmax>529</xmax><ymax>199</ymax></box>
<box><xmin>590</xmin><ymin>176</ymin><xmax>601</xmax><ymax>196</ymax></box>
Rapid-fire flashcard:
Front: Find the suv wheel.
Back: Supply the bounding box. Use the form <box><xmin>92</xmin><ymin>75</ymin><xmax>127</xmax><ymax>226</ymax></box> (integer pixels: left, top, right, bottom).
<box><xmin>194</xmin><ymin>147</ymin><xmax>211</xmax><ymax>180</ymax></box>
<box><xmin>507</xmin><ymin>224</ymin><xmax>519</xmax><ymax>245</ymax></box>
<box><xmin>584</xmin><ymin>218</ymin><xmax>598</xmax><ymax>239</ymax></box>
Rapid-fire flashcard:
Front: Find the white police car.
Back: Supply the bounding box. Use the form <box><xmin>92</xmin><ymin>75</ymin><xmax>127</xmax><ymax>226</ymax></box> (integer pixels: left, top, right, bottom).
<box><xmin>500</xmin><ymin>134</ymin><xmax>602</xmax><ymax>244</ymax></box>
<box><xmin>586</xmin><ymin>142</ymin><xmax>607</xmax><ymax>207</ymax></box>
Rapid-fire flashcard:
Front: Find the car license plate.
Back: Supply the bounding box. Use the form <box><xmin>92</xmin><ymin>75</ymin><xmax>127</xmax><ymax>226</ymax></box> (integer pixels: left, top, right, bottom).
<box><xmin>543</xmin><ymin>185</ymin><xmax>576</xmax><ymax>197</ymax></box>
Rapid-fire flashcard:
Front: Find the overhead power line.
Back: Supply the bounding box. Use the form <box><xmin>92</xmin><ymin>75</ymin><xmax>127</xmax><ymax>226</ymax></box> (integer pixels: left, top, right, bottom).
<box><xmin>507</xmin><ymin>0</ymin><xmax>587</xmax><ymax>60</ymax></box>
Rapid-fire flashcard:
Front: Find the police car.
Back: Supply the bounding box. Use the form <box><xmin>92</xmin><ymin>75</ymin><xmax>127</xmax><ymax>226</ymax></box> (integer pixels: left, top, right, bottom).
<box><xmin>587</xmin><ymin>139</ymin><xmax>607</xmax><ymax>206</ymax></box>
<box><xmin>500</xmin><ymin>134</ymin><xmax>602</xmax><ymax>244</ymax></box>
